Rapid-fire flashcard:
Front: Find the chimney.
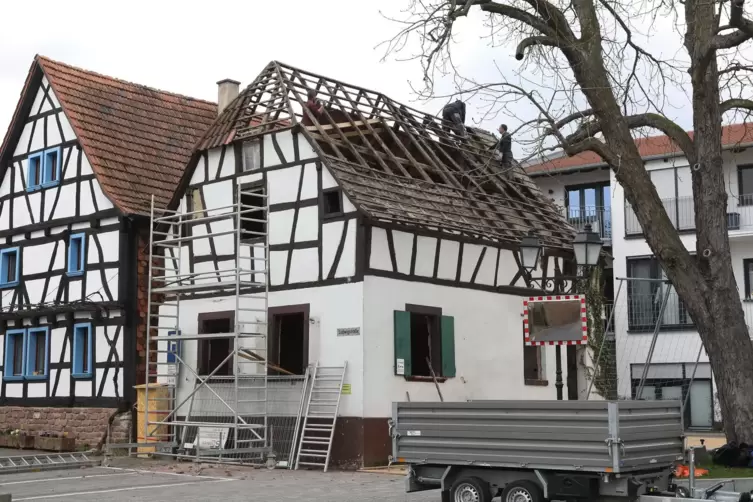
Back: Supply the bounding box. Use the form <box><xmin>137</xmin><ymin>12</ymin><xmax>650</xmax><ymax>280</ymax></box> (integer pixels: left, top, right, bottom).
<box><xmin>217</xmin><ymin>79</ymin><xmax>240</xmax><ymax>116</ymax></box>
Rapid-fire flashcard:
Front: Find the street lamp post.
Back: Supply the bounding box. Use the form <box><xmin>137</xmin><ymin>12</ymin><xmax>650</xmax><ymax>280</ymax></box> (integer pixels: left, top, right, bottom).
<box><xmin>522</xmin><ymin>224</ymin><xmax>604</xmax><ymax>400</ymax></box>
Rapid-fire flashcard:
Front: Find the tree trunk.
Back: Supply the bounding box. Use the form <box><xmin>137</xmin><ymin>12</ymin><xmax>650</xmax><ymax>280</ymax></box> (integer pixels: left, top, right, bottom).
<box><xmin>678</xmin><ymin>4</ymin><xmax>753</xmax><ymax>442</ymax></box>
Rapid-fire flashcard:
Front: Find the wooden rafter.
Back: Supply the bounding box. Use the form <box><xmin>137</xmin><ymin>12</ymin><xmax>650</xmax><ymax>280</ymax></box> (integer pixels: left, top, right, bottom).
<box><xmin>194</xmin><ymin>61</ymin><xmax>575</xmax><ymax>251</ymax></box>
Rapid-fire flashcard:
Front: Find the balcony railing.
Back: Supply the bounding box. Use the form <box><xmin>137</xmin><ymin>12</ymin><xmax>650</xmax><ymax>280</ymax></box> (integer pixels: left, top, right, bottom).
<box><xmin>625</xmin><ymin>194</ymin><xmax>753</xmax><ymax>236</ymax></box>
<box><xmin>563</xmin><ymin>206</ymin><xmax>611</xmax><ymax>240</ymax></box>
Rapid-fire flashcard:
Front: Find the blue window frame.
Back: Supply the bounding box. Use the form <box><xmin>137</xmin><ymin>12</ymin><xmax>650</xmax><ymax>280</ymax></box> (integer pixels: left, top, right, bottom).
<box><xmin>27</xmin><ymin>152</ymin><xmax>43</xmax><ymax>191</ymax></box>
<box><xmin>42</xmin><ymin>147</ymin><xmax>61</xmax><ymax>187</ymax></box>
<box><xmin>25</xmin><ymin>327</ymin><xmax>49</xmax><ymax>380</ymax></box>
<box><xmin>72</xmin><ymin>323</ymin><xmax>93</xmax><ymax>378</ymax></box>
<box><xmin>0</xmin><ymin>247</ymin><xmax>20</xmax><ymax>288</ymax></box>
<box><xmin>3</xmin><ymin>329</ymin><xmax>26</xmax><ymax>381</ymax></box>
<box><xmin>67</xmin><ymin>234</ymin><xmax>86</xmax><ymax>276</ymax></box>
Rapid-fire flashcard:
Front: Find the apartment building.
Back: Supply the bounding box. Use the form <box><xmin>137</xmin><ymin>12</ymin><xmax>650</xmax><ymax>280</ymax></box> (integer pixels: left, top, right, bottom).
<box><xmin>525</xmin><ymin>124</ymin><xmax>753</xmax><ymax>430</ymax></box>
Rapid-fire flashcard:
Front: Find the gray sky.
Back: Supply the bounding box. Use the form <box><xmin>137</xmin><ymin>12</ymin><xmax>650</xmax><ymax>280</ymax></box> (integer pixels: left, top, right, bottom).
<box><xmin>0</xmin><ymin>0</ymin><xmax>709</xmax><ymax>160</ymax></box>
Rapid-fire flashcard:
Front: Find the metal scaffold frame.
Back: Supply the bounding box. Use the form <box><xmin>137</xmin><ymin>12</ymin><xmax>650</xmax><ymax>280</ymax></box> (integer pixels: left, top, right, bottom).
<box><xmin>142</xmin><ymin>184</ymin><xmax>271</xmax><ymax>462</ymax></box>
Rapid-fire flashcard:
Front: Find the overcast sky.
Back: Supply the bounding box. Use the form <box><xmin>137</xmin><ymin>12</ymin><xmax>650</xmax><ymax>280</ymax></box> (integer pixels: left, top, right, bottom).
<box><xmin>0</xmin><ymin>0</ymin><xmax>703</xmax><ymax>160</ymax></box>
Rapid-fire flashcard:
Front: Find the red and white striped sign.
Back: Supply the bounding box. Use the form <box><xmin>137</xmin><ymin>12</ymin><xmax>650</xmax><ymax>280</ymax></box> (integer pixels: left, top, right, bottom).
<box><xmin>523</xmin><ymin>295</ymin><xmax>588</xmax><ymax>346</ymax></box>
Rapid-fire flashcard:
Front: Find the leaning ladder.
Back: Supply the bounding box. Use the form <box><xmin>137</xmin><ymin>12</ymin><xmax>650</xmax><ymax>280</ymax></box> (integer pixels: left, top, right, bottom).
<box><xmin>294</xmin><ymin>361</ymin><xmax>347</xmax><ymax>472</ymax></box>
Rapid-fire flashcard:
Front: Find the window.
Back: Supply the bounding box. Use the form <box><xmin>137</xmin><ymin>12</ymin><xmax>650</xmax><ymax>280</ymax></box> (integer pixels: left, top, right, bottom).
<box><xmin>744</xmin><ymin>259</ymin><xmax>753</xmax><ymax>299</ymax></box>
<box><xmin>393</xmin><ymin>305</ymin><xmax>455</xmax><ymax>379</ymax></box>
<box><xmin>27</xmin><ymin>152</ymin><xmax>43</xmax><ymax>190</ymax></box>
<box><xmin>739</xmin><ymin>165</ymin><xmax>753</xmax><ymax>205</ymax></box>
<box><xmin>238</xmin><ymin>185</ymin><xmax>266</xmax><ymax>241</ymax></box>
<box><xmin>0</xmin><ymin>247</ymin><xmax>20</xmax><ymax>288</ymax></box>
<box><xmin>67</xmin><ymin>233</ymin><xmax>86</xmax><ymax>276</ymax></box>
<box><xmin>322</xmin><ymin>188</ymin><xmax>343</xmax><ymax>217</ymax></box>
<box><xmin>523</xmin><ymin>346</ymin><xmax>546</xmax><ymax>384</ymax></box>
<box><xmin>72</xmin><ymin>323</ymin><xmax>93</xmax><ymax>378</ymax></box>
<box><xmin>25</xmin><ymin>327</ymin><xmax>49</xmax><ymax>379</ymax></box>
<box><xmin>4</xmin><ymin>329</ymin><xmax>26</xmax><ymax>381</ymax></box>
<box><xmin>242</xmin><ymin>140</ymin><xmax>261</xmax><ymax>171</ymax></box>
<box><xmin>627</xmin><ymin>257</ymin><xmax>694</xmax><ymax>331</ymax></box>
<box><xmin>566</xmin><ymin>182</ymin><xmax>611</xmax><ymax>239</ymax></box>
<box><xmin>631</xmin><ymin>362</ymin><xmax>714</xmax><ymax>429</ymax></box>
<box><xmin>27</xmin><ymin>148</ymin><xmax>61</xmax><ymax>190</ymax></box>
<box><xmin>269</xmin><ymin>305</ymin><xmax>309</xmax><ymax>376</ymax></box>
<box><xmin>197</xmin><ymin>312</ymin><xmax>234</xmax><ymax>376</ymax></box>
<box><xmin>42</xmin><ymin>147</ymin><xmax>61</xmax><ymax>186</ymax></box>
<box><xmin>626</xmin><ymin>166</ymin><xmax>695</xmax><ymax>234</ymax></box>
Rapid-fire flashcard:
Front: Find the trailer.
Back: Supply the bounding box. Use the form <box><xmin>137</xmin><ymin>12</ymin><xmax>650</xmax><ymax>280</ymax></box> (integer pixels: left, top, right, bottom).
<box><xmin>390</xmin><ymin>400</ymin><xmax>752</xmax><ymax>502</ymax></box>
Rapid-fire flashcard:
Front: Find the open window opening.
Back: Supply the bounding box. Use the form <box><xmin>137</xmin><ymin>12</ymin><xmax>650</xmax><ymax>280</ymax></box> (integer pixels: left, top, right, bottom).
<box><xmin>198</xmin><ymin>312</ymin><xmax>234</xmax><ymax>376</ymax></box>
<box><xmin>239</xmin><ymin>185</ymin><xmax>266</xmax><ymax>241</ymax></box>
<box><xmin>394</xmin><ymin>305</ymin><xmax>455</xmax><ymax>380</ymax></box>
<box><xmin>322</xmin><ymin>188</ymin><xmax>343</xmax><ymax>217</ymax></box>
<box><xmin>523</xmin><ymin>345</ymin><xmax>544</xmax><ymax>383</ymax></box>
<box><xmin>268</xmin><ymin>305</ymin><xmax>309</xmax><ymax>376</ymax></box>
<box><xmin>409</xmin><ymin>310</ymin><xmax>441</xmax><ymax>377</ymax></box>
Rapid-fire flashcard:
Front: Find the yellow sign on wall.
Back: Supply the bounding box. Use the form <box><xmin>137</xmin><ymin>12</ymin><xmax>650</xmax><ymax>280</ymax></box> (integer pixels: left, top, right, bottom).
<box><xmin>341</xmin><ymin>384</ymin><xmax>352</xmax><ymax>395</ymax></box>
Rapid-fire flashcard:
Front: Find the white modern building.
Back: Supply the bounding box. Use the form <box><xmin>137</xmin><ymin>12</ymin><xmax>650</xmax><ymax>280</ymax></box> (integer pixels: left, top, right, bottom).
<box><xmin>525</xmin><ymin>125</ymin><xmax>753</xmax><ymax>430</ymax></box>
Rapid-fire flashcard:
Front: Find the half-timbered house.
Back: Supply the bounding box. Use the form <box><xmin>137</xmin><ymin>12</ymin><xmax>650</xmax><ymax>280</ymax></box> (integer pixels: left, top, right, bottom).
<box><xmin>161</xmin><ymin>62</ymin><xmax>578</xmax><ymax>467</ymax></box>
<box><xmin>0</xmin><ymin>55</ymin><xmax>216</xmax><ymax>444</ymax></box>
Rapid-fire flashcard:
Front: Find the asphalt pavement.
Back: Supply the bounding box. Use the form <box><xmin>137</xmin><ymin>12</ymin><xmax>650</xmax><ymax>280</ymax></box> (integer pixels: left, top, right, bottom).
<box><xmin>0</xmin><ymin>464</ymin><xmax>440</xmax><ymax>501</ymax></box>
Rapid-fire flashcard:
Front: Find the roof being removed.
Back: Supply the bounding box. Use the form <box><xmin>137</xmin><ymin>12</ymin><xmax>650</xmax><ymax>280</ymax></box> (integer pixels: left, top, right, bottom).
<box><xmin>1</xmin><ymin>56</ymin><xmax>218</xmax><ymax>216</ymax></box>
<box><xmin>526</xmin><ymin>123</ymin><xmax>753</xmax><ymax>176</ymax></box>
<box><xmin>196</xmin><ymin>61</ymin><xmax>574</xmax><ymax>251</ymax></box>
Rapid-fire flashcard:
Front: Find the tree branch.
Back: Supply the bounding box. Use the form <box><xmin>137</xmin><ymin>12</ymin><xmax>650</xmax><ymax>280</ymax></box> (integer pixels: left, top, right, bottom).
<box><xmin>720</xmin><ymin>98</ymin><xmax>753</xmax><ymax>113</ymax></box>
<box><xmin>515</xmin><ymin>36</ymin><xmax>563</xmax><ymax>60</ymax></box>
<box><xmin>711</xmin><ymin>0</ymin><xmax>753</xmax><ymax>50</ymax></box>
<box><xmin>565</xmin><ymin>113</ymin><xmax>695</xmax><ymax>161</ymax></box>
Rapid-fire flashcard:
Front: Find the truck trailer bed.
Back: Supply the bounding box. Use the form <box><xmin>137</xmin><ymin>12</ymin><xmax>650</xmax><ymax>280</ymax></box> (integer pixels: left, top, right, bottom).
<box><xmin>391</xmin><ymin>400</ymin><xmax>684</xmax><ymax>475</ymax></box>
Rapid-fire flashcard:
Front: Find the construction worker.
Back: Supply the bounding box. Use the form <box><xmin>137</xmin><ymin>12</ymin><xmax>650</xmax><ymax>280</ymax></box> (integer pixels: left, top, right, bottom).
<box><xmin>442</xmin><ymin>99</ymin><xmax>466</xmax><ymax>138</ymax></box>
<box><xmin>496</xmin><ymin>124</ymin><xmax>513</xmax><ymax>166</ymax></box>
<box><xmin>302</xmin><ymin>89</ymin><xmax>325</xmax><ymax>126</ymax></box>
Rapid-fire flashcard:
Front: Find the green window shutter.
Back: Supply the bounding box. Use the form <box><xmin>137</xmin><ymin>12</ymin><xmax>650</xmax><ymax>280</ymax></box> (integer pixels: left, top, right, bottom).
<box><xmin>394</xmin><ymin>310</ymin><xmax>412</xmax><ymax>377</ymax></box>
<box><xmin>441</xmin><ymin>315</ymin><xmax>456</xmax><ymax>378</ymax></box>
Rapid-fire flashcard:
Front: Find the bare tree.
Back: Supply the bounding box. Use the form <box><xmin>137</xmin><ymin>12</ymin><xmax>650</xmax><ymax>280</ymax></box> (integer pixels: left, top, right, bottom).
<box><xmin>383</xmin><ymin>0</ymin><xmax>753</xmax><ymax>442</ymax></box>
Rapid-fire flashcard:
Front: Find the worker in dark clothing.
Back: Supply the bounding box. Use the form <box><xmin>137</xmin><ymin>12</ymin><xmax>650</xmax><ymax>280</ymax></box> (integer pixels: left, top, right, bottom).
<box><xmin>302</xmin><ymin>89</ymin><xmax>325</xmax><ymax>126</ymax></box>
<box><xmin>442</xmin><ymin>99</ymin><xmax>466</xmax><ymax>138</ymax></box>
<box><xmin>495</xmin><ymin>124</ymin><xmax>513</xmax><ymax>166</ymax></box>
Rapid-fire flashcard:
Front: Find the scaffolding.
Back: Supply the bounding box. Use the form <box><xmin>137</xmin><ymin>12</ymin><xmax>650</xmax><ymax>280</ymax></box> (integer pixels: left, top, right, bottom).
<box><xmin>143</xmin><ymin>184</ymin><xmax>272</xmax><ymax>463</ymax></box>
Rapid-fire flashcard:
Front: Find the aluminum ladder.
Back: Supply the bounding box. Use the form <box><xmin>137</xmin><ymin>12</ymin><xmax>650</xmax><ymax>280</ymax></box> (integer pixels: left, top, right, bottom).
<box><xmin>294</xmin><ymin>361</ymin><xmax>347</xmax><ymax>472</ymax></box>
<box><xmin>0</xmin><ymin>452</ymin><xmax>99</xmax><ymax>474</ymax></box>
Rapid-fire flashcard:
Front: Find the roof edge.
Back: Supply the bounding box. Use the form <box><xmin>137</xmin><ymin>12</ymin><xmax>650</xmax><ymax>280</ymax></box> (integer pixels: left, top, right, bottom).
<box><xmin>527</xmin><ymin>139</ymin><xmax>753</xmax><ymax>177</ymax></box>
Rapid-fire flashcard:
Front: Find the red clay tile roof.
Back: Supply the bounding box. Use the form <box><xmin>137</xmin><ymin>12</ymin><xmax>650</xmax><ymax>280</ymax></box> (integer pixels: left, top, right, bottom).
<box><xmin>34</xmin><ymin>55</ymin><xmax>217</xmax><ymax>215</ymax></box>
<box><xmin>525</xmin><ymin>122</ymin><xmax>753</xmax><ymax>176</ymax></box>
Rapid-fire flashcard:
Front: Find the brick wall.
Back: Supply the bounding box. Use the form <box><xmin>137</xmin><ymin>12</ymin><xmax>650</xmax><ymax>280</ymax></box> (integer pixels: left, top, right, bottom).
<box><xmin>0</xmin><ymin>407</ymin><xmax>132</xmax><ymax>448</ymax></box>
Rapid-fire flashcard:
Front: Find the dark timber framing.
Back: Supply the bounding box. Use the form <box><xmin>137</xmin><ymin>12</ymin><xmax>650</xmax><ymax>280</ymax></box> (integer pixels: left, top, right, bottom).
<box><xmin>0</xmin><ymin>69</ymin><xmax>133</xmax><ymax>408</ymax></box>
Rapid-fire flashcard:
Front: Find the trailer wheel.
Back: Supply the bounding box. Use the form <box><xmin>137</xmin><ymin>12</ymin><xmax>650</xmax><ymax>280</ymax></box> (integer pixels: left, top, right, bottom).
<box><xmin>501</xmin><ymin>480</ymin><xmax>544</xmax><ymax>502</ymax></box>
<box><xmin>449</xmin><ymin>476</ymin><xmax>492</xmax><ymax>502</ymax></box>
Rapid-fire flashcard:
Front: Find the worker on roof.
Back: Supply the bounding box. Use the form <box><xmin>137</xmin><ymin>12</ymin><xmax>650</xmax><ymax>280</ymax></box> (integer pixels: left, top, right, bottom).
<box><xmin>442</xmin><ymin>99</ymin><xmax>466</xmax><ymax>138</ymax></box>
<box><xmin>495</xmin><ymin>124</ymin><xmax>514</xmax><ymax>166</ymax></box>
<box><xmin>302</xmin><ymin>89</ymin><xmax>325</xmax><ymax>126</ymax></box>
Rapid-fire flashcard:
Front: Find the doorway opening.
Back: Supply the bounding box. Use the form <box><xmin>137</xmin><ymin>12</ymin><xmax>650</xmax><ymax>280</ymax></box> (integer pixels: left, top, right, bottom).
<box><xmin>269</xmin><ymin>305</ymin><xmax>309</xmax><ymax>375</ymax></box>
<box><xmin>197</xmin><ymin>311</ymin><xmax>234</xmax><ymax>376</ymax></box>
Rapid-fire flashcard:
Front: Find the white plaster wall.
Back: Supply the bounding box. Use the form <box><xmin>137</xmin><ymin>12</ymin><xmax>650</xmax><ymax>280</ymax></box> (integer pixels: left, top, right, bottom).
<box><xmin>183</xmin><ymin>133</ymin><xmax>357</xmax><ymax>288</ymax></box>
<box><xmin>369</xmin><ymin>227</ymin><xmax>524</xmax><ymax>289</ymax></box>
<box><xmin>361</xmin><ymin>275</ymin><xmax>559</xmax><ymax>418</ymax></box>
<box><xmin>164</xmin><ymin>282</ymin><xmax>364</xmax><ymax>418</ymax></box>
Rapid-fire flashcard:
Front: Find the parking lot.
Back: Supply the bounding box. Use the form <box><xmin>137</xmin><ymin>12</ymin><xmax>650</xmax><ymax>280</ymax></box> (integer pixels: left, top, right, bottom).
<box><xmin>0</xmin><ymin>463</ymin><xmax>439</xmax><ymax>501</ymax></box>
